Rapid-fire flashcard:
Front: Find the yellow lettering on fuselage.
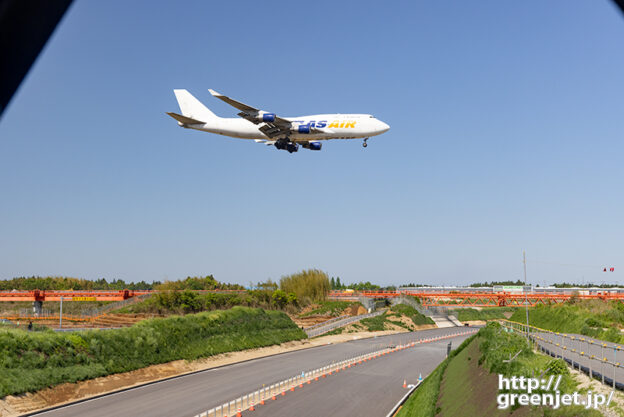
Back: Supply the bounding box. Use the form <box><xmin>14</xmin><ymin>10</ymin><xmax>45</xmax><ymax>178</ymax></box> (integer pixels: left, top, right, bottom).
<box><xmin>328</xmin><ymin>120</ymin><xmax>356</xmax><ymax>129</ymax></box>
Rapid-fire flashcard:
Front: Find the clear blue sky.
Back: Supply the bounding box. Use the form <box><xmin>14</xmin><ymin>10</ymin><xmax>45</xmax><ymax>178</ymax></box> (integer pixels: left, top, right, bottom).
<box><xmin>1</xmin><ymin>0</ymin><xmax>623</xmax><ymax>287</ymax></box>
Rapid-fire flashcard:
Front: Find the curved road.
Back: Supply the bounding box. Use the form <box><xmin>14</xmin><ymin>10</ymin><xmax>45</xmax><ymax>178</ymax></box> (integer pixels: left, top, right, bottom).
<box><xmin>31</xmin><ymin>327</ymin><xmax>476</xmax><ymax>417</ymax></box>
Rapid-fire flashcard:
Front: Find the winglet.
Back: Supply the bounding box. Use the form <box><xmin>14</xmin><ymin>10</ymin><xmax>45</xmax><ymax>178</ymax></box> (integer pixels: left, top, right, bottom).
<box><xmin>208</xmin><ymin>89</ymin><xmax>222</xmax><ymax>97</ymax></box>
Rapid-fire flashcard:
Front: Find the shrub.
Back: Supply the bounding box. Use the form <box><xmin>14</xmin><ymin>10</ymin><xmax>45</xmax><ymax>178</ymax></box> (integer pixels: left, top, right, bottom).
<box><xmin>279</xmin><ymin>269</ymin><xmax>330</xmax><ymax>303</ymax></box>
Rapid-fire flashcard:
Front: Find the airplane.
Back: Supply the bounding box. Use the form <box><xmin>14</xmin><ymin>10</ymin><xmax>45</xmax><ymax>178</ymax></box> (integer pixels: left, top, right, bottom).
<box><xmin>167</xmin><ymin>89</ymin><xmax>390</xmax><ymax>153</ymax></box>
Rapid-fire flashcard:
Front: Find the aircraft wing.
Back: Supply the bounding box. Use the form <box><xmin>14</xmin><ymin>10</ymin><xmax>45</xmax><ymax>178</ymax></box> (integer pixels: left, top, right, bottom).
<box><xmin>208</xmin><ymin>89</ymin><xmax>292</xmax><ymax>138</ymax></box>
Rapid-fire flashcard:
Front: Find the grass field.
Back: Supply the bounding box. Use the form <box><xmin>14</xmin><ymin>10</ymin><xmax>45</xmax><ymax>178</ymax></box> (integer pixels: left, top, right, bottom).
<box><xmin>509</xmin><ymin>300</ymin><xmax>624</xmax><ymax>343</ymax></box>
<box><xmin>0</xmin><ymin>306</ymin><xmax>306</xmax><ymax>397</ymax></box>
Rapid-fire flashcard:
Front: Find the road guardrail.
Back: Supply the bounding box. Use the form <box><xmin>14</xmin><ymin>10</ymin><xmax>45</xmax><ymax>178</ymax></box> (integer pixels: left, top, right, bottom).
<box><xmin>498</xmin><ymin>319</ymin><xmax>624</xmax><ymax>390</ymax></box>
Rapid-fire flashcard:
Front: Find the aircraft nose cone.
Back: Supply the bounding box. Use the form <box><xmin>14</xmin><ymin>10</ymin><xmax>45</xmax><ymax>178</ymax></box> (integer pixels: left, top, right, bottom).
<box><xmin>379</xmin><ymin>121</ymin><xmax>390</xmax><ymax>133</ymax></box>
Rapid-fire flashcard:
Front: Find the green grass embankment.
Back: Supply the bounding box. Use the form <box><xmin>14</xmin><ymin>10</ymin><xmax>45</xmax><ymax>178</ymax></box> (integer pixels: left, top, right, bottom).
<box><xmin>0</xmin><ymin>306</ymin><xmax>306</xmax><ymax>398</ymax></box>
<box><xmin>357</xmin><ymin>304</ymin><xmax>435</xmax><ymax>332</ymax></box>
<box><xmin>509</xmin><ymin>300</ymin><xmax>624</xmax><ymax>343</ymax></box>
<box><xmin>453</xmin><ymin>307</ymin><xmax>515</xmax><ymax>322</ymax></box>
<box><xmin>396</xmin><ymin>336</ymin><xmax>475</xmax><ymax>417</ymax></box>
<box><xmin>398</xmin><ymin>323</ymin><xmax>601</xmax><ymax>417</ymax></box>
<box><xmin>389</xmin><ymin>304</ymin><xmax>435</xmax><ymax>326</ymax></box>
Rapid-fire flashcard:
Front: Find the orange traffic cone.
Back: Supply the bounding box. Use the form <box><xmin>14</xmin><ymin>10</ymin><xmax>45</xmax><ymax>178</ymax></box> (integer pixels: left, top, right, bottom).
<box><xmin>250</xmin><ymin>401</ymin><xmax>255</xmax><ymax>411</ymax></box>
<box><xmin>403</xmin><ymin>380</ymin><xmax>407</xmax><ymax>388</ymax></box>
<box><xmin>237</xmin><ymin>407</ymin><xmax>242</xmax><ymax>417</ymax></box>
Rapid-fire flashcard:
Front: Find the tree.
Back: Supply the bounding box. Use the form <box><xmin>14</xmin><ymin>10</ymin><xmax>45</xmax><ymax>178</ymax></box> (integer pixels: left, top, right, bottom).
<box><xmin>330</xmin><ymin>277</ymin><xmax>336</xmax><ymax>289</ymax></box>
<box><xmin>336</xmin><ymin>277</ymin><xmax>342</xmax><ymax>289</ymax></box>
<box><xmin>272</xmin><ymin>289</ymin><xmax>289</xmax><ymax>308</ymax></box>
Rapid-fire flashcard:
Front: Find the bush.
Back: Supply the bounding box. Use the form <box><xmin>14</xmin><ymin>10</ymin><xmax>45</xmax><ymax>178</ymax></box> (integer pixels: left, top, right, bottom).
<box><xmin>279</xmin><ymin>269</ymin><xmax>330</xmax><ymax>303</ymax></box>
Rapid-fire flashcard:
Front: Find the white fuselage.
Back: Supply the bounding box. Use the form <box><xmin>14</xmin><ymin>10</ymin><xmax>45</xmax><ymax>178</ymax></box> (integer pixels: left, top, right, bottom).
<box><xmin>187</xmin><ymin>113</ymin><xmax>390</xmax><ymax>142</ymax></box>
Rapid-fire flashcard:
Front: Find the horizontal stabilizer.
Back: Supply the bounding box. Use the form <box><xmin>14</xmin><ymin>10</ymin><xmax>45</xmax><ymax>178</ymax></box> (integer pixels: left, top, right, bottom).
<box><xmin>166</xmin><ymin>112</ymin><xmax>204</xmax><ymax>125</ymax></box>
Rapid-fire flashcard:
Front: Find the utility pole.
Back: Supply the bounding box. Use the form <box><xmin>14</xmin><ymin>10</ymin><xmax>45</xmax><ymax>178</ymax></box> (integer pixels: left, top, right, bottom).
<box><xmin>59</xmin><ymin>296</ymin><xmax>63</xmax><ymax>329</ymax></box>
<box><xmin>523</xmin><ymin>251</ymin><xmax>529</xmax><ymax>341</ymax></box>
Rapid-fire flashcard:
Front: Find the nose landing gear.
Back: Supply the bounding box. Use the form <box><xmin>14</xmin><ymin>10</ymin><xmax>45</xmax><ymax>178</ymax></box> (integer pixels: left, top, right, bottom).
<box><xmin>363</xmin><ymin>138</ymin><xmax>368</xmax><ymax>148</ymax></box>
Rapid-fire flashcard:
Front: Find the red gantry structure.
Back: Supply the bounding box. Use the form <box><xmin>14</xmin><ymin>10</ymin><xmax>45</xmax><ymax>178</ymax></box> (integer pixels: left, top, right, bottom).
<box><xmin>327</xmin><ymin>290</ymin><xmax>624</xmax><ymax>307</ymax></box>
<box><xmin>0</xmin><ymin>289</ymin><xmax>246</xmax><ymax>302</ymax></box>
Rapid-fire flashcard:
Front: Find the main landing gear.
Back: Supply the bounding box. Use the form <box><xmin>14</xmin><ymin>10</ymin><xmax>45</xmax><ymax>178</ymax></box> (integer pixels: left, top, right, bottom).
<box><xmin>363</xmin><ymin>138</ymin><xmax>368</xmax><ymax>148</ymax></box>
<box><xmin>274</xmin><ymin>138</ymin><xmax>299</xmax><ymax>153</ymax></box>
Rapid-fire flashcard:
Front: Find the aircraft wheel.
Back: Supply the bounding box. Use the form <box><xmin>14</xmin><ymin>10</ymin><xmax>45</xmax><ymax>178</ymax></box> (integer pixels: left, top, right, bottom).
<box><xmin>363</xmin><ymin>142</ymin><xmax>368</xmax><ymax>148</ymax></box>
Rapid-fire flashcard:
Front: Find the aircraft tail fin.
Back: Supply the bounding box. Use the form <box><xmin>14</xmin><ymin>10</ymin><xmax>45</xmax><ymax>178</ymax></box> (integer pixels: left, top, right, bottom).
<box><xmin>172</xmin><ymin>89</ymin><xmax>219</xmax><ymax>122</ymax></box>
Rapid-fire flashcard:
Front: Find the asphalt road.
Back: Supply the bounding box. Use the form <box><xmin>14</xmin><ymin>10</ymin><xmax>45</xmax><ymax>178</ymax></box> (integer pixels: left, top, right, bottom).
<box><xmin>32</xmin><ymin>327</ymin><xmax>475</xmax><ymax>417</ymax></box>
<box><xmin>245</xmin><ymin>333</ymin><xmax>475</xmax><ymax>417</ymax></box>
<box><xmin>532</xmin><ymin>331</ymin><xmax>624</xmax><ymax>388</ymax></box>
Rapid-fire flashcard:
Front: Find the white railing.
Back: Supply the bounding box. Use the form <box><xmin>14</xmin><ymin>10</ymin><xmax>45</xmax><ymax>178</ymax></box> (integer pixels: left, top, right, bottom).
<box><xmin>305</xmin><ymin>310</ymin><xmax>385</xmax><ymax>338</ymax></box>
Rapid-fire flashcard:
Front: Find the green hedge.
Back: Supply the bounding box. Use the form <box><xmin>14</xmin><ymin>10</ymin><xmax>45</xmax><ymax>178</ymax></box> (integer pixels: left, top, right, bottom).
<box><xmin>0</xmin><ymin>307</ymin><xmax>306</xmax><ymax>397</ymax></box>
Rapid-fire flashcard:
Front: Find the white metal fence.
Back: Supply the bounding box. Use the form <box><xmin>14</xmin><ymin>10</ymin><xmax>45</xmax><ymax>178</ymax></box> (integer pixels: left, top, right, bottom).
<box><xmin>305</xmin><ymin>310</ymin><xmax>385</xmax><ymax>338</ymax></box>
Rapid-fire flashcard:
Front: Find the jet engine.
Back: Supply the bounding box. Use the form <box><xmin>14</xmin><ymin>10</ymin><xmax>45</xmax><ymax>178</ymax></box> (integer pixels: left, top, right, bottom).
<box><xmin>303</xmin><ymin>142</ymin><xmax>322</xmax><ymax>151</ymax></box>
<box><xmin>259</xmin><ymin>113</ymin><xmax>275</xmax><ymax>122</ymax></box>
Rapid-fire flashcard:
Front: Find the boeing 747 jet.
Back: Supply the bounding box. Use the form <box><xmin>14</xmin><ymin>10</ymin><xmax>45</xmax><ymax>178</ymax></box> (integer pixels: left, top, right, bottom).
<box><xmin>167</xmin><ymin>89</ymin><xmax>389</xmax><ymax>153</ymax></box>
